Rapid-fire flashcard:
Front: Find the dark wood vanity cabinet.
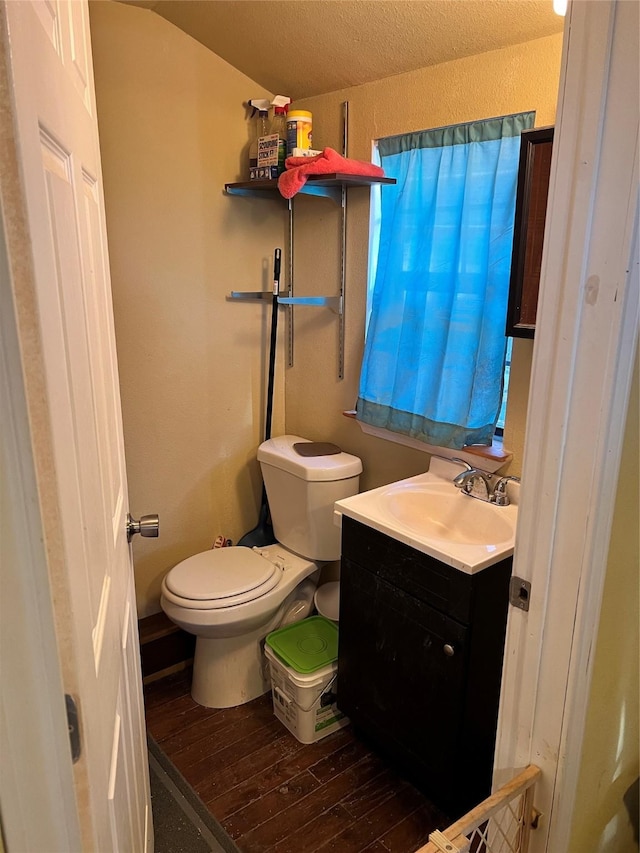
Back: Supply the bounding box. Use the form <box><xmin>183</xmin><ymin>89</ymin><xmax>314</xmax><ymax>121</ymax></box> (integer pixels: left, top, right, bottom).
<box><xmin>337</xmin><ymin>516</ymin><xmax>512</xmax><ymax>818</ymax></box>
<box><xmin>506</xmin><ymin>126</ymin><xmax>554</xmax><ymax>338</ymax></box>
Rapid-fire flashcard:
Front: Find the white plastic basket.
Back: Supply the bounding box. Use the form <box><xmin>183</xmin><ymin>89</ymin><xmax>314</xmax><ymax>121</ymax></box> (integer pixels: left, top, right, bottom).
<box><xmin>265</xmin><ymin>645</ymin><xmax>349</xmax><ymax>744</ymax></box>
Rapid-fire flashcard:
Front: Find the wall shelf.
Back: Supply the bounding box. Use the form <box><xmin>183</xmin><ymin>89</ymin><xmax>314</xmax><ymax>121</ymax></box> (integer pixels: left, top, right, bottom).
<box><xmin>225</xmin><ymin>173</ymin><xmax>396</xmax><ymax>204</ymax></box>
<box><xmin>225</xmin><ymin>102</ymin><xmax>397</xmax><ymax>379</ymax></box>
<box><xmin>278</xmin><ymin>294</ymin><xmax>342</xmax><ymax>314</ymax></box>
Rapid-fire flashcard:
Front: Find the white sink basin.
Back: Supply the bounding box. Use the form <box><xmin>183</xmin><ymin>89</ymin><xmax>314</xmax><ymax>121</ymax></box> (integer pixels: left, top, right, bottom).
<box><xmin>334</xmin><ymin>457</ymin><xmax>519</xmax><ymax>574</ymax></box>
<box><xmin>383</xmin><ymin>481</ymin><xmax>514</xmax><ymax>547</ymax></box>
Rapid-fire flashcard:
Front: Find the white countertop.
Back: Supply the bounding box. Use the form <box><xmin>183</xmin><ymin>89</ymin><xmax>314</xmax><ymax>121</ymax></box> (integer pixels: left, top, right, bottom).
<box><xmin>334</xmin><ymin>457</ymin><xmax>519</xmax><ymax>574</ymax></box>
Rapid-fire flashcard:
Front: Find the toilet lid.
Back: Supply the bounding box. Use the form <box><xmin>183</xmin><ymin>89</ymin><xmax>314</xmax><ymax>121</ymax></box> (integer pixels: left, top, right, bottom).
<box><xmin>165</xmin><ymin>547</ymin><xmax>280</xmax><ymax>602</ymax></box>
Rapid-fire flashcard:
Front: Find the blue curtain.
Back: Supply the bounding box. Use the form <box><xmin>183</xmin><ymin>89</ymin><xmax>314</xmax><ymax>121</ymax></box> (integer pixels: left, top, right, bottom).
<box><xmin>357</xmin><ymin>112</ymin><xmax>534</xmax><ymax>449</ymax></box>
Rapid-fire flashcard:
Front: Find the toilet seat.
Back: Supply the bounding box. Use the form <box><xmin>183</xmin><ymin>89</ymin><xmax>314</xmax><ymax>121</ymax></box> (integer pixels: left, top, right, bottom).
<box><xmin>163</xmin><ymin>547</ymin><xmax>282</xmax><ymax>610</ymax></box>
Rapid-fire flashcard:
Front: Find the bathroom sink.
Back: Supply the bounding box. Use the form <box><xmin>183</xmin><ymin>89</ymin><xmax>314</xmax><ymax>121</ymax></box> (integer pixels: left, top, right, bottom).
<box><xmin>382</xmin><ymin>481</ymin><xmax>514</xmax><ymax>546</ymax></box>
<box><xmin>334</xmin><ymin>457</ymin><xmax>519</xmax><ymax>573</ymax></box>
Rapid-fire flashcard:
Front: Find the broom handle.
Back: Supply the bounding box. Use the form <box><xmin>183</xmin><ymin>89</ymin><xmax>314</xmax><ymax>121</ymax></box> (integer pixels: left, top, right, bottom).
<box><xmin>264</xmin><ymin>248</ymin><xmax>281</xmax><ymax>442</ymax></box>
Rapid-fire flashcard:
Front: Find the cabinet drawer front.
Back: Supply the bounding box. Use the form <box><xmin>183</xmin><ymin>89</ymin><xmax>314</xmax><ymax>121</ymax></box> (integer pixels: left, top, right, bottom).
<box><xmin>341</xmin><ymin>517</ymin><xmax>473</xmax><ymax>622</ymax></box>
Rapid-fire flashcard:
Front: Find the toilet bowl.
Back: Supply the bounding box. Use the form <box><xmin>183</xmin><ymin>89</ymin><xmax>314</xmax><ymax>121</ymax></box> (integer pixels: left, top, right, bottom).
<box><xmin>161</xmin><ymin>543</ymin><xmax>320</xmax><ymax>708</ymax></box>
<box><xmin>160</xmin><ymin>435</ymin><xmax>362</xmax><ymax>709</ymax></box>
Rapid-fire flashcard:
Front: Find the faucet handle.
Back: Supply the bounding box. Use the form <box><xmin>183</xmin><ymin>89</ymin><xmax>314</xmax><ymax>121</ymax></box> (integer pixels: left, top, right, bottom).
<box><xmin>493</xmin><ymin>475</ymin><xmax>521</xmax><ymax>506</ymax></box>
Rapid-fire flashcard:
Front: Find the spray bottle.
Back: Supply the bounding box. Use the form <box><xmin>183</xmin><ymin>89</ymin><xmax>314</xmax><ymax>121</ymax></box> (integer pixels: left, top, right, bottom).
<box><xmin>247</xmin><ymin>98</ymin><xmax>270</xmax><ymax>177</ymax></box>
<box><xmin>269</xmin><ymin>95</ymin><xmax>291</xmax><ymax>175</ymax></box>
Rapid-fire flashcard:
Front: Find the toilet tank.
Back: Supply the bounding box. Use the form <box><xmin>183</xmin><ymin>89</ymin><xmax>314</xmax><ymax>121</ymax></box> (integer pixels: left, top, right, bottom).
<box><xmin>257</xmin><ymin>435</ymin><xmax>362</xmax><ymax>561</ymax></box>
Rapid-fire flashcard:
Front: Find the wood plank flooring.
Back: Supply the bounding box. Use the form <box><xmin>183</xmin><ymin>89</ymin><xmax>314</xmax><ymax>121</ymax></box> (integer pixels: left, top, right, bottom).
<box><xmin>144</xmin><ymin>668</ymin><xmax>450</xmax><ymax>852</ymax></box>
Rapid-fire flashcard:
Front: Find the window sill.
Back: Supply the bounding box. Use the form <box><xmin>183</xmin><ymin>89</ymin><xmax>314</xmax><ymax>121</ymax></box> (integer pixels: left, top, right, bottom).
<box><xmin>342</xmin><ymin>410</ymin><xmax>512</xmax><ymax>474</ymax></box>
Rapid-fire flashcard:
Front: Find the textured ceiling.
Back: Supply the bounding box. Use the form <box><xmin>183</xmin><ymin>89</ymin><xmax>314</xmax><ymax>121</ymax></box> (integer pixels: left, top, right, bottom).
<box><xmin>120</xmin><ymin>1</ymin><xmax>564</xmax><ymax>100</ymax></box>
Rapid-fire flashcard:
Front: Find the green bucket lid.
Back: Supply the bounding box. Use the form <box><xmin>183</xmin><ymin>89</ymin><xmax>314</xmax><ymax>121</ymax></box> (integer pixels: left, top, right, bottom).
<box><xmin>266</xmin><ymin>616</ymin><xmax>338</xmax><ymax>673</ymax></box>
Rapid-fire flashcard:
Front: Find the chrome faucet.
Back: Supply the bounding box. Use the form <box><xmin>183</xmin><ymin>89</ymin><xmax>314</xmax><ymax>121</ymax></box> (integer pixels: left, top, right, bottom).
<box><xmin>492</xmin><ymin>475</ymin><xmax>521</xmax><ymax>507</ymax></box>
<box><xmin>453</xmin><ymin>467</ymin><xmax>493</xmax><ymax>501</ymax></box>
<box><xmin>452</xmin><ymin>463</ymin><xmax>521</xmax><ymax>506</ymax></box>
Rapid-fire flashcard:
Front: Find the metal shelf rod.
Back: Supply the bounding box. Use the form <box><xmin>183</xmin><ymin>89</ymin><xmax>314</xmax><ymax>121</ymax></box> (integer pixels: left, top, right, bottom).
<box><xmin>287</xmin><ymin>198</ymin><xmax>294</xmax><ymax>367</ymax></box>
<box><xmin>338</xmin><ymin>100</ymin><xmax>349</xmax><ymax>381</ymax></box>
<box><xmin>229</xmin><ymin>291</ymin><xmax>272</xmax><ymax>301</ymax></box>
<box><xmin>229</xmin><ymin>292</ymin><xmax>342</xmax><ymax>314</ymax></box>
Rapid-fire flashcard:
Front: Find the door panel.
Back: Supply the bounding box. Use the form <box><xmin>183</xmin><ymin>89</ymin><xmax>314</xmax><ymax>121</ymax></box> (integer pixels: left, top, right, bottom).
<box><xmin>66</xmin><ymin>0</ymin><xmax>92</xmax><ymax>110</ymax></box>
<box><xmin>3</xmin><ymin>1</ymin><xmax>152</xmax><ymax>848</ymax></box>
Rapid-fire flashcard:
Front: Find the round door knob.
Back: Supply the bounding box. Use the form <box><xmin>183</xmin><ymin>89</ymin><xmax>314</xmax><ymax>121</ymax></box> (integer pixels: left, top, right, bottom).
<box><xmin>126</xmin><ymin>513</ymin><xmax>159</xmax><ymax>542</ymax></box>
<box><xmin>443</xmin><ymin>643</ymin><xmax>455</xmax><ymax>657</ymax></box>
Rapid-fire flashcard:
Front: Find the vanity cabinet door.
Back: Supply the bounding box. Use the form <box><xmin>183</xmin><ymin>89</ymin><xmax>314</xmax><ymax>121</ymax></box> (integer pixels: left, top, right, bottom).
<box><xmin>338</xmin><ymin>557</ymin><xmax>469</xmax><ymax>807</ymax></box>
<box><xmin>337</xmin><ymin>517</ymin><xmax>512</xmax><ymax>817</ymax></box>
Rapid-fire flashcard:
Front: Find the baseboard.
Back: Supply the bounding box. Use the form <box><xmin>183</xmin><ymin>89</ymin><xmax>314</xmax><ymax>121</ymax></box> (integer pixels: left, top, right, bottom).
<box><xmin>143</xmin><ymin>660</ymin><xmax>192</xmax><ymax>686</ymax></box>
<box><xmin>138</xmin><ymin>612</ymin><xmax>195</xmax><ymax>681</ymax></box>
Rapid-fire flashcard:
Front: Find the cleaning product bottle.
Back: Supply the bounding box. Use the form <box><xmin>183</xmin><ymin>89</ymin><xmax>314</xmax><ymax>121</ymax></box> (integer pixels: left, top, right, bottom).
<box><xmin>286</xmin><ymin>110</ymin><xmax>313</xmax><ymax>157</ymax></box>
<box><xmin>269</xmin><ymin>95</ymin><xmax>291</xmax><ymax>175</ymax></box>
<box><xmin>248</xmin><ymin>98</ymin><xmax>270</xmax><ymax>178</ymax></box>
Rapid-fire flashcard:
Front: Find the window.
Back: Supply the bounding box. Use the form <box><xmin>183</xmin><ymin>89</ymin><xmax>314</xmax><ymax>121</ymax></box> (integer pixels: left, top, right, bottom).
<box><xmin>495</xmin><ymin>337</ymin><xmax>513</xmax><ymax>435</ymax></box>
<box><xmin>358</xmin><ymin>112</ymin><xmax>534</xmax><ymax>450</ymax></box>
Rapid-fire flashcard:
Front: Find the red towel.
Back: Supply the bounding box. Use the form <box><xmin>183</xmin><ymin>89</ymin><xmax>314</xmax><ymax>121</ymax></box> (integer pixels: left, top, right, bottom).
<box><xmin>278</xmin><ymin>147</ymin><xmax>385</xmax><ymax>199</ymax></box>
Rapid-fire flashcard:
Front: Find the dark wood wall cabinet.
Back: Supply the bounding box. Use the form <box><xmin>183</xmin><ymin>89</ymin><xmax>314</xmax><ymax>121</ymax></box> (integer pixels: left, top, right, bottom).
<box><xmin>506</xmin><ymin>126</ymin><xmax>554</xmax><ymax>339</ymax></box>
<box><xmin>337</xmin><ymin>517</ymin><xmax>512</xmax><ymax>819</ymax></box>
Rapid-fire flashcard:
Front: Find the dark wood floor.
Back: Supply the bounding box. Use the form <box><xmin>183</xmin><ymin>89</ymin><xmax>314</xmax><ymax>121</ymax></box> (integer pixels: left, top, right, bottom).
<box><xmin>144</xmin><ymin>667</ymin><xmax>450</xmax><ymax>853</ymax></box>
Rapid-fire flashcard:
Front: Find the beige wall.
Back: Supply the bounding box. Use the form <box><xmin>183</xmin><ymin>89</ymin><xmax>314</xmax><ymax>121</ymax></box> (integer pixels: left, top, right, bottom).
<box><xmin>568</xmin><ymin>351</ymin><xmax>639</xmax><ymax>852</ymax></box>
<box><xmin>90</xmin><ymin>1</ymin><xmax>285</xmax><ymax>616</ymax></box>
<box><xmin>286</xmin><ymin>34</ymin><xmax>562</xmax><ymax>489</ymax></box>
<box><xmin>91</xmin><ymin>3</ymin><xmax>562</xmax><ymax>615</ymax></box>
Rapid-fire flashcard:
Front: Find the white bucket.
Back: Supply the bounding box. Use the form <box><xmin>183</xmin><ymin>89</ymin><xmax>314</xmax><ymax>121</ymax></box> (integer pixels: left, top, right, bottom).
<box><xmin>265</xmin><ymin>645</ymin><xmax>348</xmax><ymax>744</ymax></box>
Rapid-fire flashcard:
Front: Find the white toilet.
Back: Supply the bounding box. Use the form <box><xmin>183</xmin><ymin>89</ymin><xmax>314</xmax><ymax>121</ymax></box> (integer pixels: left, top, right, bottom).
<box><xmin>160</xmin><ymin>435</ymin><xmax>362</xmax><ymax>709</ymax></box>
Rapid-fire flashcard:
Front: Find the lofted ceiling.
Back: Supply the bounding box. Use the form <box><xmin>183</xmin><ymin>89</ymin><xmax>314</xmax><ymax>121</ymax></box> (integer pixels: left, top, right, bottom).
<box><xmin>119</xmin><ymin>0</ymin><xmax>564</xmax><ymax>100</ymax></box>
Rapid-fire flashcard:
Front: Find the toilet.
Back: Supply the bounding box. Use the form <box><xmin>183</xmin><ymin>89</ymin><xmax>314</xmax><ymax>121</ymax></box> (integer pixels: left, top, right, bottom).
<box><xmin>160</xmin><ymin>435</ymin><xmax>362</xmax><ymax>709</ymax></box>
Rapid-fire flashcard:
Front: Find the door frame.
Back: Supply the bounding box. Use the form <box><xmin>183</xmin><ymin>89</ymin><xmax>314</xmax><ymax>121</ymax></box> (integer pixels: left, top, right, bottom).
<box><xmin>494</xmin><ymin>1</ymin><xmax>639</xmax><ymax>850</ymax></box>
<box><xmin>1</xmin><ymin>1</ymin><xmax>637</xmax><ymax>850</ymax></box>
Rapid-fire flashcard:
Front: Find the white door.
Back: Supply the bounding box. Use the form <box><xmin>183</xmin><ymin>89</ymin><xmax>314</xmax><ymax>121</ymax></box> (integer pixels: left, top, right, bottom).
<box><xmin>2</xmin><ymin>1</ymin><xmax>152</xmax><ymax>849</ymax></box>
